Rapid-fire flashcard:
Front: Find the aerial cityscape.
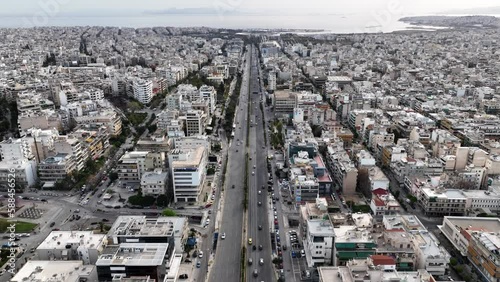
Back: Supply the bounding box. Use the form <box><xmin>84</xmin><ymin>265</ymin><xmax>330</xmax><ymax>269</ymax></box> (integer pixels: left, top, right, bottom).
<box><xmin>0</xmin><ymin>1</ymin><xmax>500</xmax><ymax>282</ymax></box>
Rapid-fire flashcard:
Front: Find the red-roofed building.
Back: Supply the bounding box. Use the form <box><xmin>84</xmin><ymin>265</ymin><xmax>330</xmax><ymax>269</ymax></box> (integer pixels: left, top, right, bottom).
<box><xmin>370</xmin><ymin>190</ymin><xmax>401</xmax><ymax>216</ymax></box>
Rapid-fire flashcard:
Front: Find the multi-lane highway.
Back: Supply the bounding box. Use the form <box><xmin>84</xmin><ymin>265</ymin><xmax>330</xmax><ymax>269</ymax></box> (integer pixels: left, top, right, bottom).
<box><xmin>246</xmin><ymin>45</ymin><xmax>275</xmax><ymax>282</ymax></box>
<box><xmin>209</xmin><ymin>46</ymin><xmax>252</xmax><ymax>282</ymax></box>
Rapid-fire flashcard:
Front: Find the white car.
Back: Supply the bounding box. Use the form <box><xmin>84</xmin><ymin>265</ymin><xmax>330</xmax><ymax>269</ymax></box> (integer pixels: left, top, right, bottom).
<box><xmin>198</xmin><ymin>251</ymin><xmax>203</xmax><ymax>258</ymax></box>
<box><xmin>221</xmin><ymin>233</ymin><xmax>226</xmax><ymax>239</ymax></box>
<box><xmin>258</xmin><ymin>190</ymin><xmax>261</xmax><ymax>195</ymax></box>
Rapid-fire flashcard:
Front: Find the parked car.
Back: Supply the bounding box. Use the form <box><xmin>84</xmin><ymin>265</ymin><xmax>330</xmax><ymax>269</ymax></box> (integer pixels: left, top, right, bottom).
<box><xmin>179</xmin><ymin>274</ymin><xmax>188</xmax><ymax>279</ymax></box>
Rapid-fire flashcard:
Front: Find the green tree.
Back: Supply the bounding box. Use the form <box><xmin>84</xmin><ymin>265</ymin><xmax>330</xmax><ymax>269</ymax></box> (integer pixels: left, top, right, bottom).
<box><xmin>449</xmin><ymin>257</ymin><xmax>458</xmax><ymax>267</ymax></box>
<box><xmin>109</xmin><ymin>172</ymin><xmax>118</xmax><ymax>183</ymax></box>
<box><xmin>156</xmin><ymin>195</ymin><xmax>169</xmax><ymax>207</ymax></box>
<box><xmin>162</xmin><ymin>208</ymin><xmax>177</xmax><ymax>217</ymax></box>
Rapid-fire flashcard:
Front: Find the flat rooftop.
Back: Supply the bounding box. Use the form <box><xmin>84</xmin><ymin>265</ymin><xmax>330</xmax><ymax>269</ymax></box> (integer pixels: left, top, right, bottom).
<box><xmin>11</xmin><ymin>261</ymin><xmax>95</xmax><ymax>282</ymax></box>
<box><xmin>443</xmin><ymin>216</ymin><xmax>500</xmax><ymax>233</ymax></box>
<box><xmin>37</xmin><ymin>231</ymin><xmax>106</xmax><ymax>250</ymax></box>
<box><xmin>334</xmin><ymin>226</ymin><xmax>373</xmax><ymax>243</ymax></box>
<box><xmin>383</xmin><ymin>215</ymin><xmax>426</xmax><ymax>232</ymax></box>
<box><xmin>96</xmin><ymin>243</ymin><xmax>168</xmax><ymax>266</ymax></box>
<box><xmin>307</xmin><ymin>220</ymin><xmax>334</xmax><ymax>236</ymax></box>
<box><xmin>351</xmin><ymin>213</ymin><xmax>373</xmax><ymax>228</ymax></box>
<box><xmin>109</xmin><ymin>216</ymin><xmax>186</xmax><ymax>238</ymax></box>
<box><xmin>172</xmin><ymin>146</ymin><xmax>205</xmax><ymax>168</ymax></box>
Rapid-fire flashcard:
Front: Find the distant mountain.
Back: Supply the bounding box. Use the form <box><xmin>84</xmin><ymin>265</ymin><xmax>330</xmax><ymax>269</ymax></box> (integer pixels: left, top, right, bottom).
<box><xmin>400</xmin><ymin>15</ymin><xmax>500</xmax><ymax>28</ymax></box>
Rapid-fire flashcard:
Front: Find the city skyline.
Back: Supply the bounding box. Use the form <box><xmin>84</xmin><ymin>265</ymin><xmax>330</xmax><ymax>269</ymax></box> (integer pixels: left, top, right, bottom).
<box><xmin>1</xmin><ymin>0</ymin><xmax>499</xmax><ymax>17</ymax></box>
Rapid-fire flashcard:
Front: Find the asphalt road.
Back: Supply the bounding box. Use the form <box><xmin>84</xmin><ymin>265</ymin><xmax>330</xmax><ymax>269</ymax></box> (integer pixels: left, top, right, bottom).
<box><xmin>209</xmin><ymin>46</ymin><xmax>251</xmax><ymax>282</ymax></box>
<box><xmin>247</xmin><ymin>45</ymin><xmax>275</xmax><ymax>282</ymax></box>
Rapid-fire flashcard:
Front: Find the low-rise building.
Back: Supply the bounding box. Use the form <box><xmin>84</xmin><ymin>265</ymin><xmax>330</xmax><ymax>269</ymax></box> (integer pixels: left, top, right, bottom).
<box><xmin>334</xmin><ymin>226</ymin><xmax>377</xmax><ymax>266</ymax></box>
<box><xmin>36</xmin><ymin>231</ymin><xmax>107</xmax><ymax>264</ymax></box>
<box><xmin>140</xmin><ymin>169</ymin><xmax>168</xmax><ymax>196</ymax></box>
<box><xmin>10</xmin><ymin>261</ymin><xmax>97</xmax><ymax>282</ymax></box>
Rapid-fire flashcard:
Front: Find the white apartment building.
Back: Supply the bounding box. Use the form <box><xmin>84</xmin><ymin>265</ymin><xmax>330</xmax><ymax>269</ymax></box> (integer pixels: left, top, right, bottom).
<box><xmin>0</xmin><ymin>138</ymin><xmax>34</xmax><ymax>161</ymax></box>
<box><xmin>36</xmin><ymin>231</ymin><xmax>107</xmax><ymax>264</ymax></box>
<box><xmin>304</xmin><ymin>220</ymin><xmax>335</xmax><ymax>267</ymax></box>
<box><xmin>0</xmin><ymin>160</ymin><xmax>37</xmax><ymax>188</ymax></box>
<box><xmin>141</xmin><ymin>169</ymin><xmax>168</xmax><ymax>196</ymax></box>
<box><xmin>411</xmin><ymin>230</ymin><xmax>450</xmax><ymax>276</ymax></box>
<box><xmin>117</xmin><ymin>151</ymin><xmax>149</xmax><ymax>185</ymax></box>
<box><xmin>133</xmin><ymin>79</ymin><xmax>153</xmax><ymax>104</ymax></box>
<box><xmin>169</xmin><ymin>147</ymin><xmax>207</xmax><ymax>203</ymax></box>
<box><xmin>368</xmin><ymin>166</ymin><xmax>390</xmax><ymax>191</ymax></box>
<box><xmin>199</xmin><ymin>85</ymin><xmax>217</xmax><ymax>115</ymax></box>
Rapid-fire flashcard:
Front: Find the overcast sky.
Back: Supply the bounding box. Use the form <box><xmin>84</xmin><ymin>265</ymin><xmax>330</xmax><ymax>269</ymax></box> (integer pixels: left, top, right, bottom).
<box><xmin>1</xmin><ymin>0</ymin><xmax>498</xmax><ymax>15</ymax></box>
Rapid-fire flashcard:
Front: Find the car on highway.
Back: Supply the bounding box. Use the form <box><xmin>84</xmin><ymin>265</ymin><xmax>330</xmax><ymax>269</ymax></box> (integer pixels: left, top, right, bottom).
<box><xmin>253</xmin><ymin>269</ymin><xmax>258</xmax><ymax>277</ymax></box>
<box><xmin>259</xmin><ymin>258</ymin><xmax>264</xmax><ymax>265</ymax></box>
<box><xmin>258</xmin><ymin>201</ymin><xmax>261</xmax><ymax>206</ymax></box>
<box><xmin>248</xmin><ymin>258</ymin><xmax>253</xmax><ymax>265</ymax></box>
<box><xmin>221</xmin><ymin>233</ymin><xmax>226</xmax><ymax>240</ymax></box>
<box><xmin>258</xmin><ymin>190</ymin><xmax>261</xmax><ymax>194</ymax></box>
<box><xmin>252</xmin><ymin>171</ymin><xmax>255</xmax><ymax>175</ymax></box>
<box><xmin>248</xmin><ymin>238</ymin><xmax>253</xmax><ymax>245</ymax></box>
<box><xmin>258</xmin><ymin>245</ymin><xmax>263</xmax><ymax>250</ymax></box>
<box><xmin>258</xmin><ymin>225</ymin><xmax>262</xmax><ymax>230</ymax></box>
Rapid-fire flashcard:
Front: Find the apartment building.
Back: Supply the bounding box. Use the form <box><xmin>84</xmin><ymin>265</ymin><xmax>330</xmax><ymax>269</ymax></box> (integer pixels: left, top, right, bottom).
<box><xmin>0</xmin><ymin>160</ymin><xmax>37</xmax><ymax>189</ymax></box>
<box><xmin>185</xmin><ymin>110</ymin><xmax>206</xmax><ymax>136</ymax></box>
<box><xmin>54</xmin><ymin>136</ymin><xmax>88</xmax><ymax>171</ymax></box>
<box><xmin>304</xmin><ymin>219</ymin><xmax>335</xmax><ymax>267</ymax></box>
<box><xmin>467</xmin><ymin>229</ymin><xmax>500</xmax><ymax>282</ymax></box>
<box><xmin>199</xmin><ymin>85</ymin><xmax>217</xmax><ymax>115</ymax></box>
<box><xmin>38</xmin><ymin>153</ymin><xmax>76</xmax><ymax>182</ymax></box>
<box><xmin>169</xmin><ymin>147</ymin><xmax>207</xmax><ymax>203</ymax></box>
<box><xmin>140</xmin><ymin>169</ymin><xmax>168</xmax><ymax>196</ymax></box>
<box><xmin>117</xmin><ymin>151</ymin><xmax>147</xmax><ymax>184</ymax></box>
<box><xmin>370</xmin><ymin>189</ymin><xmax>401</xmax><ymax>216</ymax></box>
<box><xmin>274</xmin><ymin>90</ymin><xmax>297</xmax><ymax>115</ymax></box>
<box><xmin>36</xmin><ymin>231</ymin><xmax>107</xmax><ymax>264</ymax></box>
<box><xmin>368</xmin><ymin>166</ymin><xmax>390</xmax><ymax>191</ymax></box>
<box><xmin>334</xmin><ymin>226</ymin><xmax>377</xmax><ymax>266</ymax></box>
<box><xmin>439</xmin><ymin>216</ymin><xmax>500</xmax><ymax>258</ymax></box>
<box><xmin>74</xmin><ymin>109</ymin><xmax>122</xmax><ymax>136</ymax></box>
<box><xmin>133</xmin><ymin>79</ymin><xmax>153</xmax><ymax>104</ymax></box>
<box><xmin>326</xmin><ymin>144</ymin><xmax>358</xmax><ymax>195</ymax></box>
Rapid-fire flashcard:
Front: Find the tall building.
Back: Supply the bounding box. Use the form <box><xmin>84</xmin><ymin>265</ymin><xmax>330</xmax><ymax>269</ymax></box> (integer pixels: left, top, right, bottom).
<box><xmin>199</xmin><ymin>85</ymin><xmax>217</xmax><ymax>115</ymax></box>
<box><xmin>169</xmin><ymin>147</ymin><xmax>207</xmax><ymax>203</ymax></box>
<box><xmin>38</xmin><ymin>153</ymin><xmax>76</xmax><ymax>182</ymax></box>
<box><xmin>133</xmin><ymin>79</ymin><xmax>153</xmax><ymax>104</ymax></box>
<box><xmin>185</xmin><ymin>110</ymin><xmax>206</xmax><ymax>136</ymax></box>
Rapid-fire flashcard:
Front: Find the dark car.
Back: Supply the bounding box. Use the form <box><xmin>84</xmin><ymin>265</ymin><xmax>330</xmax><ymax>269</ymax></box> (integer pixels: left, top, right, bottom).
<box><xmin>179</xmin><ymin>274</ymin><xmax>189</xmax><ymax>279</ymax></box>
<box><xmin>258</xmin><ymin>225</ymin><xmax>262</xmax><ymax>230</ymax></box>
<box><xmin>49</xmin><ymin>222</ymin><xmax>55</xmax><ymax>227</ymax></box>
<box><xmin>41</xmin><ymin>199</ymin><xmax>47</xmax><ymax>202</ymax></box>
<box><xmin>102</xmin><ymin>219</ymin><xmax>109</xmax><ymax>222</ymax></box>
<box><xmin>258</xmin><ymin>245</ymin><xmax>263</xmax><ymax>250</ymax></box>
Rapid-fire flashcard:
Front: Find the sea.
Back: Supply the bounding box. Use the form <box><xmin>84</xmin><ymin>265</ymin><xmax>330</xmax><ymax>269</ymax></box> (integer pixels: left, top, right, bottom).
<box><xmin>0</xmin><ymin>13</ymin><xmax>450</xmax><ymax>34</ymax></box>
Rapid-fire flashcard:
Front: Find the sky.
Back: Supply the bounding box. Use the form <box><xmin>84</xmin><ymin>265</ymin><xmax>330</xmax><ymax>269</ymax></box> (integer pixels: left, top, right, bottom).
<box><xmin>1</xmin><ymin>0</ymin><xmax>499</xmax><ymax>16</ymax></box>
